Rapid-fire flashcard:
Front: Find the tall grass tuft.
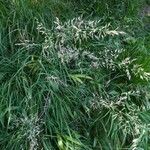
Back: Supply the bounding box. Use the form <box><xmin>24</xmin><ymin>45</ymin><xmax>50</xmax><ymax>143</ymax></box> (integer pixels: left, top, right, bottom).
<box><xmin>0</xmin><ymin>0</ymin><xmax>149</xmax><ymax>149</ymax></box>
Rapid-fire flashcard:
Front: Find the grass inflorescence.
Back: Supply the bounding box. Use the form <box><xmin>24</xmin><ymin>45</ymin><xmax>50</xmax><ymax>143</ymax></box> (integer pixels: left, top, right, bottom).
<box><xmin>0</xmin><ymin>0</ymin><xmax>150</xmax><ymax>149</ymax></box>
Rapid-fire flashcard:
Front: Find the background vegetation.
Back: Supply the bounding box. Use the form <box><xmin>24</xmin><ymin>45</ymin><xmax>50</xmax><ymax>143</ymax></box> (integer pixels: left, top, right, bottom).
<box><xmin>0</xmin><ymin>0</ymin><xmax>150</xmax><ymax>149</ymax></box>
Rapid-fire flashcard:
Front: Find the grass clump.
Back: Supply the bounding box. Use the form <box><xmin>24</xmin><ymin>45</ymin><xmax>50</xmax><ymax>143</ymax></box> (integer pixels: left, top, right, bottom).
<box><xmin>0</xmin><ymin>0</ymin><xmax>150</xmax><ymax>149</ymax></box>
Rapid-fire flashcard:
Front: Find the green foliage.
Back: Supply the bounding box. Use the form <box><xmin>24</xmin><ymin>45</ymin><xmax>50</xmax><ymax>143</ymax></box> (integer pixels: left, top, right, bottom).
<box><xmin>0</xmin><ymin>0</ymin><xmax>149</xmax><ymax>149</ymax></box>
